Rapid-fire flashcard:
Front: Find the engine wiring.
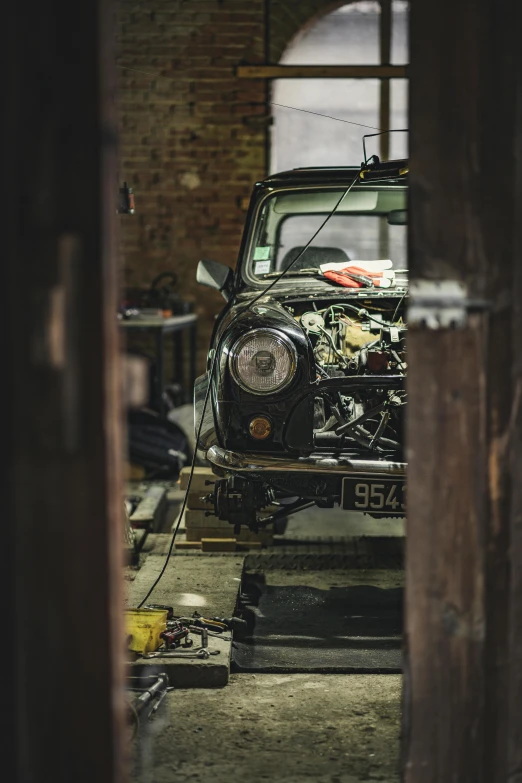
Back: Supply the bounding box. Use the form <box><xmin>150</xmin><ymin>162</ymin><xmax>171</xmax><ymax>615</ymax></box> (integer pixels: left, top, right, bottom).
<box><xmin>297</xmin><ymin>294</ymin><xmax>407</xmax><ymax>456</ymax></box>
<box><xmin>317</xmin><ymin>324</ymin><xmax>348</xmax><ymax>367</ymax></box>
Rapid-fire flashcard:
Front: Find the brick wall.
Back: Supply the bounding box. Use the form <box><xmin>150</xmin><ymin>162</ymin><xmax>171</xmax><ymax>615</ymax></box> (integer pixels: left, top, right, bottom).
<box><xmin>269</xmin><ymin>1</ymin><xmax>355</xmax><ymax>62</ymax></box>
<box><xmin>117</xmin><ymin>0</ymin><xmax>354</xmax><ymax>374</ymax></box>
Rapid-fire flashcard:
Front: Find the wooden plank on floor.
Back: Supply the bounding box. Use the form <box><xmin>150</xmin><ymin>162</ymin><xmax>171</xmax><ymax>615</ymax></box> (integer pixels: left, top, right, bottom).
<box><xmin>201</xmin><ymin>538</ymin><xmax>237</xmax><ymax>552</ymax></box>
<box><xmin>185</xmin><ymin>492</ymin><xmax>212</xmax><ymax>510</ymax></box>
<box><xmin>174</xmin><ymin>541</ymin><xmax>202</xmax><ymax>550</ymax></box>
<box><xmin>126</xmin><ymin>550</ymin><xmax>244</xmax><ymax>687</ymax></box>
<box><xmin>185</xmin><ymin>509</ymin><xmax>231</xmax><ymax>528</ymax></box>
<box><xmin>126</xmin><ymin>553</ymin><xmax>244</xmax><ymax>619</ymax></box>
<box><xmin>186</xmin><ymin>527</ymin><xmax>273</xmax><ymax>545</ymax></box>
<box><xmin>129</xmin><ymin>484</ymin><xmax>168</xmax><ymax>532</ymax></box>
<box><xmin>179</xmin><ymin>466</ymin><xmax>215</xmax><ymax>492</ymax></box>
<box><xmin>185</xmin><ymin>507</ymin><xmax>279</xmax><ymax>525</ymax></box>
<box><xmin>128</xmin><ymin>633</ymin><xmax>231</xmax><ymax>688</ymax></box>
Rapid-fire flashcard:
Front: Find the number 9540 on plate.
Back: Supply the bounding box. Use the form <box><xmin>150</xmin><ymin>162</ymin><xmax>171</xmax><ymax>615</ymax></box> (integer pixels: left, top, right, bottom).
<box><xmin>341</xmin><ymin>477</ymin><xmax>406</xmax><ymax>516</ymax></box>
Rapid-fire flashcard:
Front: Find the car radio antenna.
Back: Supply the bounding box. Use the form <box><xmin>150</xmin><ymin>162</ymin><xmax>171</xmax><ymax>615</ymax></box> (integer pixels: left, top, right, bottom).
<box><xmin>362</xmin><ymin>128</ymin><xmax>409</xmax><ymax>165</ymax></box>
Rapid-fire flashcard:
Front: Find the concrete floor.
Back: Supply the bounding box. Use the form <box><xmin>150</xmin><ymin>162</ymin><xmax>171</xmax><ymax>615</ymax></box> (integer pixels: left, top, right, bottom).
<box><xmin>127</xmin><ymin>550</ymin><xmax>244</xmax><ymax>618</ymax></box>
<box><xmin>283</xmin><ymin>506</ymin><xmax>405</xmax><ymax>539</ymax></box>
<box><xmin>129</xmin><ymin>562</ymin><xmax>403</xmax><ymax>781</ymax></box>
<box><xmin>132</xmin><ymin>673</ymin><xmax>401</xmax><ymax>783</ymax></box>
<box><xmin>130</xmin><ymin>486</ymin><xmax>404</xmax><ymax>781</ymax></box>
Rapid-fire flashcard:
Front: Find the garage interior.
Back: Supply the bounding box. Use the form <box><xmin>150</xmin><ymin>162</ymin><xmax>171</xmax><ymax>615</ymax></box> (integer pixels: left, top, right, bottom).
<box><xmin>4</xmin><ymin>1</ymin><xmax>522</xmax><ymax>782</ymax></box>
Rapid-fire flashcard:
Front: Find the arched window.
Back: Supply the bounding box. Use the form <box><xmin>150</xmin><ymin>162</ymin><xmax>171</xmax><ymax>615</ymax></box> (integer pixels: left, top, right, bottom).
<box><xmin>271</xmin><ymin>1</ymin><xmax>409</xmax><ymax>173</ymax></box>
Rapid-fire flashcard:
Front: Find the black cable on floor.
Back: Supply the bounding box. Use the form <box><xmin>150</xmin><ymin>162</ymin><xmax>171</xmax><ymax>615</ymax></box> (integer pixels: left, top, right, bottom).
<box><xmin>136</xmin><ymin>349</ymin><xmax>219</xmax><ymax>607</ymax></box>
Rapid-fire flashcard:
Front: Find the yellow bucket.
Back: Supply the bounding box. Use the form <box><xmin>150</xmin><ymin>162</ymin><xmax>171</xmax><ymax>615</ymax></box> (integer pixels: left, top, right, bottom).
<box><xmin>125</xmin><ymin>608</ymin><xmax>168</xmax><ymax>654</ymax></box>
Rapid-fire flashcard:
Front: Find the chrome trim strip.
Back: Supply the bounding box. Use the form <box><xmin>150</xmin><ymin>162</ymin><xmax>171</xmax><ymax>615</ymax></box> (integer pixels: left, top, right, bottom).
<box><xmin>206</xmin><ymin>445</ymin><xmax>406</xmax><ymax>477</ymax></box>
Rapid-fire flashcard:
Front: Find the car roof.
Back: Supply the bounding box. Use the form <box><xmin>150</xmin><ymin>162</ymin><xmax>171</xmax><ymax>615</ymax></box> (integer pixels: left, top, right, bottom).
<box><xmin>259</xmin><ymin>166</ymin><xmax>405</xmax><ymax>188</ymax></box>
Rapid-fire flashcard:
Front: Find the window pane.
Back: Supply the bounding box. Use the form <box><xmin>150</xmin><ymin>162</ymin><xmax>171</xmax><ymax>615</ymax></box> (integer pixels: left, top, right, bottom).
<box><xmin>275</xmin><ymin>214</ymin><xmax>407</xmax><ymax>271</ymax></box>
<box><xmin>282</xmin><ymin>2</ymin><xmax>380</xmax><ymax>65</ymax></box>
<box><xmin>271</xmin><ymin>79</ymin><xmax>379</xmax><ymax>172</ymax></box>
<box><xmin>391</xmin><ymin>0</ymin><xmax>409</xmax><ymax>65</ymax></box>
<box><xmin>271</xmin><ymin>1</ymin><xmax>409</xmax><ymax>173</ymax></box>
<box><xmin>247</xmin><ymin>188</ymin><xmax>408</xmax><ymax>279</ymax></box>
<box><xmin>389</xmin><ymin>80</ymin><xmax>408</xmax><ymax>159</ymax></box>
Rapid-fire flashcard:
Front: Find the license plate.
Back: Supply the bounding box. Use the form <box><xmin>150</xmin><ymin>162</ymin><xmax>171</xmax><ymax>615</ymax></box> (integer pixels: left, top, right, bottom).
<box><xmin>342</xmin><ymin>477</ymin><xmax>406</xmax><ymax>515</ymax></box>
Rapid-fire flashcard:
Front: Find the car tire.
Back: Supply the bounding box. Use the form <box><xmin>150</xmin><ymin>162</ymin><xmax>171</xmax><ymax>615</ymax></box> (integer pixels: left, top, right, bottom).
<box><xmin>273</xmin><ymin>517</ymin><xmax>288</xmax><ymax>535</ymax></box>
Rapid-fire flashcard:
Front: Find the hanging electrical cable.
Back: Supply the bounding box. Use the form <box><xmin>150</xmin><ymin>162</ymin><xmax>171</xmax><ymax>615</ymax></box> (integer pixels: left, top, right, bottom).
<box><xmin>136</xmin><ymin>348</ymin><xmax>219</xmax><ymax>607</ymax></box>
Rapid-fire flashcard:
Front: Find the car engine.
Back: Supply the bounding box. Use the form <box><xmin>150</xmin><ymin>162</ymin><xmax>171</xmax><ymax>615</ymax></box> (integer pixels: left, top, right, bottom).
<box><xmin>290</xmin><ymin>298</ymin><xmax>407</xmax><ymax>460</ymax></box>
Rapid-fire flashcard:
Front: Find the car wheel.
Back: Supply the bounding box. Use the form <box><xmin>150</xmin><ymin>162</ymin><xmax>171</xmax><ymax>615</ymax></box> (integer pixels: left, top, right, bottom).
<box><xmin>273</xmin><ymin>517</ymin><xmax>288</xmax><ymax>535</ymax></box>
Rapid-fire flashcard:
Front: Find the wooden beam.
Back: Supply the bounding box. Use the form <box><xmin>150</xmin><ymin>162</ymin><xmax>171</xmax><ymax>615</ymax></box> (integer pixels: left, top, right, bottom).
<box><xmin>2</xmin><ymin>0</ymin><xmax>126</xmax><ymax>781</ymax></box>
<box><xmin>379</xmin><ymin>0</ymin><xmax>392</xmax><ymax>159</ymax></box>
<box><xmin>379</xmin><ymin>0</ymin><xmax>392</xmax><ymax>260</ymax></box>
<box><xmin>507</xmin><ymin>9</ymin><xmax>522</xmax><ymax>776</ymax></box>
<box><xmin>404</xmin><ymin>0</ymin><xmax>521</xmax><ymax>782</ymax></box>
<box><xmin>237</xmin><ymin>64</ymin><xmax>408</xmax><ymax>79</ymax></box>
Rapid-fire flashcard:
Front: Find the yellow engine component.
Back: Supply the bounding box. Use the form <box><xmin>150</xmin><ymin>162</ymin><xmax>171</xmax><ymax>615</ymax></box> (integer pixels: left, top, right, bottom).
<box><xmin>343</xmin><ymin>320</ymin><xmax>378</xmax><ymax>356</ymax></box>
<box><xmin>125</xmin><ymin>608</ymin><xmax>168</xmax><ymax>654</ymax></box>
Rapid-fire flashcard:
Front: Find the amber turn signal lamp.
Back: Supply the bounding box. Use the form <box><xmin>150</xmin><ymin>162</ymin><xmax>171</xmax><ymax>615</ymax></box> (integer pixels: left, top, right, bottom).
<box><xmin>249</xmin><ymin>416</ymin><xmax>272</xmax><ymax>440</ymax></box>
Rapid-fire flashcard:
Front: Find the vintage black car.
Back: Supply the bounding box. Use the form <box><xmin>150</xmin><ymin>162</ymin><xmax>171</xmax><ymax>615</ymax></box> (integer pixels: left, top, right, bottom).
<box><xmin>195</xmin><ymin>163</ymin><xmax>407</xmax><ymax>532</ymax></box>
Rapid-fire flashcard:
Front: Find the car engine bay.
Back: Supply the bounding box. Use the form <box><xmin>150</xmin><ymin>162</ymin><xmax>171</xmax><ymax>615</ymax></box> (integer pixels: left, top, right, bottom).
<box><xmin>288</xmin><ymin>297</ymin><xmax>407</xmax><ymax>459</ymax></box>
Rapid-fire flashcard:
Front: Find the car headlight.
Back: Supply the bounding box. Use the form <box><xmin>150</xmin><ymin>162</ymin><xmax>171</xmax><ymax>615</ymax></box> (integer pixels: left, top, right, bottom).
<box><xmin>229</xmin><ymin>328</ymin><xmax>297</xmax><ymax>394</ymax></box>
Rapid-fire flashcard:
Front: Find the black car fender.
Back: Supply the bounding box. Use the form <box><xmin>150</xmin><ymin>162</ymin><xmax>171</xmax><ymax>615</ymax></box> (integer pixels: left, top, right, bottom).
<box><xmin>209</xmin><ymin>298</ymin><xmax>316</xmax><ymax>453</ymax></box>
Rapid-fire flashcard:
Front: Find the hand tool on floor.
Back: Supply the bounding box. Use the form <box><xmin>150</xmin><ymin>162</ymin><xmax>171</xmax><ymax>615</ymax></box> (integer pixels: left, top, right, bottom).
<box><xmin>210</xmin><ymin>616</ymin><xmax>248</xmax><ymax>633</ymax></box>
<box><xmin>132</xmin><ymin>673</ymin><xmax>169</xmax><ymax>715</ymax></box>
<box><xmin>144</xmin><ymin>648</ymin><xmax>220</xmax><ymax>659</ymax></box>
<box><xmin>190</xmin><ymin>614</ymin><xmax>228</xmax><ymax>633</ymax></box>
<box><xmin>126</xmin><ymin>674</ymin><xmax>172</xmax><ymax>735</ymax></box>
<box><xmin>189</xmin><ymin>626</ymin><xmax>232</xmax><ymax>642</ymax></box>
<box><xmin>147</xmin><ymin>687</ymin><xmax>171</xmax><ymax>718</ymax></box>
<box><xmin>160</xmin><ymin>626</ymin><xmax>192</xmax><ymax>648</ymax></box>
<box><xmin>189</xmin><ymin>612</ymin><xmax>248</xmax><ymax>633</ymax></box>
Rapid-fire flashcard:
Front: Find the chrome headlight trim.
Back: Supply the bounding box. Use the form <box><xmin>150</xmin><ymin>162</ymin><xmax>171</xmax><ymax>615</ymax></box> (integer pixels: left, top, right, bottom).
<box><xmin>229</xmin><ymin>328</ymin><xmax>297</xmax><ymax>395</ymax></box>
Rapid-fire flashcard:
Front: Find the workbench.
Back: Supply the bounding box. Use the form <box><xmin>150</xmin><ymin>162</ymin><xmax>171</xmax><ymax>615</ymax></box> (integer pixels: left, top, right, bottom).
<box><xmin>120</xmin><ymin>313</ymin><xmax>197</xmax><ymax>415</ymax></box>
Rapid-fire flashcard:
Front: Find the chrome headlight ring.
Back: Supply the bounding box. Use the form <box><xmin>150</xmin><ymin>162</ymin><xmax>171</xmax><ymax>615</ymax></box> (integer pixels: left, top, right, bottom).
<box><xmin>229</xmin><ymin>328</ymin><xmax>297</xmax><ymax>395</ymax></box>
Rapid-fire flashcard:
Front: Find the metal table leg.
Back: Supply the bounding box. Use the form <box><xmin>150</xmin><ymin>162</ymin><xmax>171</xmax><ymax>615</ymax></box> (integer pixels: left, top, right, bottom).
<box><xmin>173</xmin><ymin>330</ymin><xmax>184</xmax><ymax>402</ymax></box>
<box><xmin>189</xmin><ymin>322</ymin><xmax>197</xmax><ymax>401</ymax></box>
<box><xmin>155</xmin><ymin>329</ymin><xmax>165</xmax><ymax>416</ymax></box>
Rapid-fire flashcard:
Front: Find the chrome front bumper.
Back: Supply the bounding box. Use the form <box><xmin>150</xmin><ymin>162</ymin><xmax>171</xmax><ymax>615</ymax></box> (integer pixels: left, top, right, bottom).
<box><xmin>206</xmin><ymin>445</ymin><xmax>406</xmax><ymax>477</ymax></box>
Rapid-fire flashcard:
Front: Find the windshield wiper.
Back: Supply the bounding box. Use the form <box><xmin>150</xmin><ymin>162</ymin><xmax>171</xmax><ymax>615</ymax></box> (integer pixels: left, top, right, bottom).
<box><xmin>261</xmin><ymin>268</ymin><xmax>321</xmax><ymax>278</ymax></box>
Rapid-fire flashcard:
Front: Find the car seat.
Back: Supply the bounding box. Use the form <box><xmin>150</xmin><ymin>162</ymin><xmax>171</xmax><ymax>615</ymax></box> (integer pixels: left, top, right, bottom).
<box><xmin>279</xmin><ymin>246</ymin><xmax>350</xmax><ymax>271</ymax></box>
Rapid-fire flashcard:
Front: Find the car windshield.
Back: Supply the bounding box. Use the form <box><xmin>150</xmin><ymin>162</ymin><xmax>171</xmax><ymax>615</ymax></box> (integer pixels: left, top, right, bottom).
<box><xmin>246</xmin><ymin>186</ymin><xmax>407</xmax><ymax>282</ymax></box>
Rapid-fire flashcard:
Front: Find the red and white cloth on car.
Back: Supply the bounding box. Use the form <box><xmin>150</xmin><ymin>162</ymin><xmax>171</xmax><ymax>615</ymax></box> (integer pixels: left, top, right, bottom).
<box><xmin>319</xmin><ymin>260</ymin><xmax>395</xmax><ymax>289</ymax></box>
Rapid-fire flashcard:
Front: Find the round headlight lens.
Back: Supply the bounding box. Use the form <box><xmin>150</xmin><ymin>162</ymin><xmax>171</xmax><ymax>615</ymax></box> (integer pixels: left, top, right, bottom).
<box><xmin>229</xmin><ymin>329</ymin><xmax>297</xmax><ymax>394</ymax></box>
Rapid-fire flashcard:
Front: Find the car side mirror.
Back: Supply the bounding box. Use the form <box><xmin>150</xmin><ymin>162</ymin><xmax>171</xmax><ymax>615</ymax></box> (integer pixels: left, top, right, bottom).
<box><xmin>197</xmin><ymin>259</ymin><xmax>234</xmax><ymax>301</ymax></box>
<box><xmin>387</xmin><ymin>209</ymin><xmax>408</xmax><ymax>225</ymax></box>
